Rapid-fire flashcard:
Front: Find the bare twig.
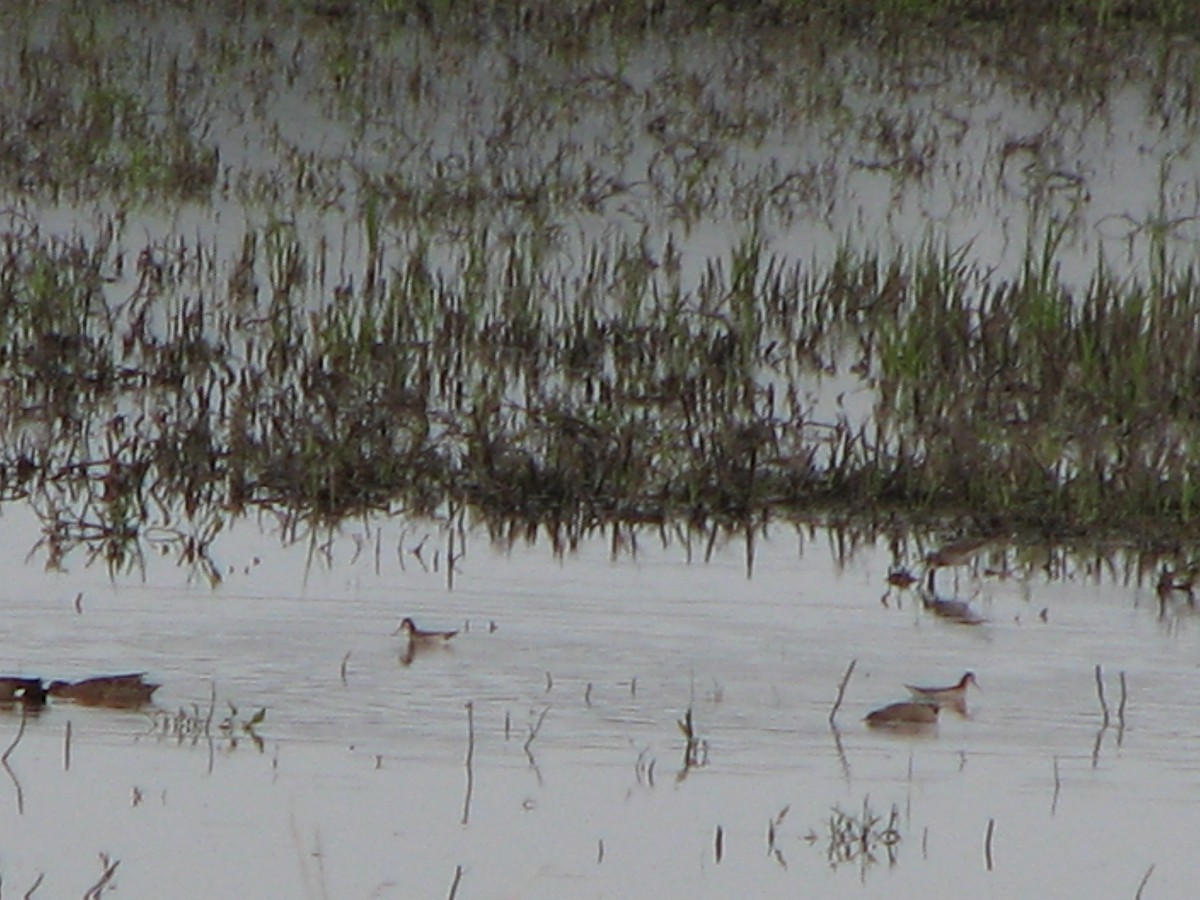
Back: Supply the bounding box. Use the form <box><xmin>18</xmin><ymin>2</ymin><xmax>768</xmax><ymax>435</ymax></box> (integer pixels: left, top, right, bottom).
<box><xmin>1094</xmin><ymin>664</ymin><xmax>1110</xmax><ymax>727</ymax></box>
<box><xmin>2</xmin><ymin>706</ymin><xmax>28</xmax><ymax>815</ymax></box>
<box><xmin>767</xmin><ymin>805</ymin><xmax>790</xmax><ymax>856</ymax></box>
<box><xmin>1134</xmin><ymin>863</ymin><xmax>1156</xmax><ymax>900</ymax></box>
<box><xmin>461</xmin><ymin>702</ymin><xmax>475</xmax><ymax>826</ymax></box>
<box><xmin>3</xmin><ymin>705</ymin><xmax>28</xmax><ymax>763</ymax></box>
<box><xmin>83</xmin><ymin>853</ymin><xmax>120</xmax><ymax>900</ymax></box>
<box><xmin>23</xmin><ymin>871</ymin><xmax>45</xmax><ymax>899</ymax></box>
<box><xmin>524</xmin><ymin>705</ymin><xmax>551</xmax><ymax>784</ymax></box>
<box><xmin>677</xmin><ymin>708</ymin><xmax>708</xmax><ymax>770</ymax></box>
<box><xmin>1051</xmin><ymin>755</ymin><xmax>1061</xmax><ymax>815</ymax></box>
<box><xmin>447</xmin><ymin>864</ymin><xmax>464</xmax><ymax>900</ymax></box>
<box><xmin>984</xmin><ymin>818</ymin><xmax>995</xmax><ymax>871</ymax></box>
<box><xmin>829</xmin><ymin>659</ymin><xmax>857</xmax><ymax>726</ymax></box>
<box><xmin>524</xmin><ymin>706</ymin><xmax>550</xmax><ymax>760</ymax></box>
<box><xmin>447</xmin><ymin>503</ymin><xmax>456</xmax><ymax>592</ymax></box>
<box><xmin>1117</xmin><ymin>670</ymin><xmax>1128</xmax><ymax>734</ymax></box>
<box><xmin>205</xmin><ymin>681</ymin><xmax>217</xmax><ymax>775</ymax></box>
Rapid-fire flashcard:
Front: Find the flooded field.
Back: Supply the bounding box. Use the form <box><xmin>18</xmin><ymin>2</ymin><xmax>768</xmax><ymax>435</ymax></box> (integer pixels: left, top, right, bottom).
<box><xmin>1</xmin><ymin>509</ymin><xmax>1198</xmax><ymax>897</ymax></box>
<box><xmin>3</xmin><ymin>1</ymin><xmax>1200</xmax><ymax>897</ymax></box>
<box><xmin>2</xmin><ymin>1</ymin><xmax>1200</xmax><ymax>545</ymax></box>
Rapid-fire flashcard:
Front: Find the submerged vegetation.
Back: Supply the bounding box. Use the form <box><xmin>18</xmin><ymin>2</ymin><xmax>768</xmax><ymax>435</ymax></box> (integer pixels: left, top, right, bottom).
<box><xmin>817</xmin><ymin>798</ymin><xmax>903</xmax><ymax>875</ymax></box>
<box><xmin>2</xmin><ymin>0</ymin><xmax>1200</xmax><ymax>570</ymax></box>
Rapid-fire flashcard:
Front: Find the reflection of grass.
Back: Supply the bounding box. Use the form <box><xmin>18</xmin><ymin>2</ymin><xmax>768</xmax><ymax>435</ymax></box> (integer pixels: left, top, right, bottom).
<box><xmin>677</xmin><ymin>707</ymin><xmax>708</xmax><ymax>773</ymax></box>
<box><xmin>147</xmin><ymin>694</ymin><xmax>266</xmax><ymax>757</ymax></box>
<box><xmin>809</xmin><ymin>797</ymin><xmax>902</xmax><ymax>874</ymax></box>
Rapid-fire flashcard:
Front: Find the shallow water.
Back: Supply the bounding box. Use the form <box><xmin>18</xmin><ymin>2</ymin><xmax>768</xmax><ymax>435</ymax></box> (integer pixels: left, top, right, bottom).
<box><xmin>2</xmin><ymin>8</ymin><xmax>1199</xmax><ymax>896</ymax></box>
<box><xmin>7</xmin><ymin>9</ymin><xmax>1200</xmax><ymax>293</ymax></box>
<box><xmin>0</xmin><ymin>508</ymin><xmax>1196</xmax><ymax>897</ymax></box>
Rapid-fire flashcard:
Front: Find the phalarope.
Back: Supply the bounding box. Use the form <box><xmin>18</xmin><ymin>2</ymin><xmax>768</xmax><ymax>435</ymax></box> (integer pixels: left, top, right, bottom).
<box><xmin>394</xmin><ymin>617</ymin><xmax>458</xmax><ymax>643</ymax></box>
<box><xmin>906</xmin><ymin>671</ymin><xmax>978</xmax><ymax>708</ymax></box>
<box><xmin>47</xmin><ymin>672</ymin><xmax>160</xmax><ymax>708</ymax></box>
<box><xmin>865</xmin><ymin>700</ymin><xmax>939</xmax><ymax>727</ymax></box>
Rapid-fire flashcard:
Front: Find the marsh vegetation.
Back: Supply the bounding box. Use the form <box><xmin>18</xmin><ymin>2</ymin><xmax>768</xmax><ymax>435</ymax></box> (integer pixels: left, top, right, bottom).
<box><xmin>4</xmin><ymin>7</ymin><xmax>1200</xmax><ymax>897</ymax></box>
<box><xmin>3</xmin><ymin>1</ymin><xmax>1200</xmax><ymax>577</ymax></box>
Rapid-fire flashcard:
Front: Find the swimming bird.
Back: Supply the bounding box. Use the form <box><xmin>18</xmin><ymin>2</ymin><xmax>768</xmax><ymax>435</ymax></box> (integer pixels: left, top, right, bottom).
<box><xmin>906</xmin><ymin>672</ymin><xmax>978</xmax><ymax>709</ymax></box>
<box><xmin>393</xmin><ymin>617</ymin><xmax>458</xmax><ymax>643</ymax></box>
<box><xmin>886</xmin><ymin>568</ymin><xmax>919</xmax><ymax>589</ymax></box>
<box><xmin>0</xmin><ymin>676</ymin><xmax>47</xmax><ymax>708</ymax></box>
<box><xmin>921</xmin><ymin>592</ymin><xmax>986</xmax><ymax>625</ymax></box>
<box><xmin>925</xmin><ymin>536</ymin><xmax>993</xmax><ymax>569</ymax></box>
<box><xmin>865</xmin><ymin>700</ymin><xmax>939</xmax><ymax>727</ymax></box>
<box><xmin>924</xmin><ymin>536</ymin><xmax>994</xmax><ymax>593</ymax></box>
<box><xmin>1157</xmin><ymin>567</ymin><xmax>1196</xmax><ymax>603</ymax></box>
<box><xmin>47</xmin><ymin>673</ymin><xmax>160</xmax><ymax>709</ymax></box>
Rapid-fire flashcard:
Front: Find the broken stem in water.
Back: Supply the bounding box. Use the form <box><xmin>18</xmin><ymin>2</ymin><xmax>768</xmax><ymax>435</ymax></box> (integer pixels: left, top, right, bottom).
<box><xmin>461</xmin><ymin>702</ymin><xmax>475</xmax><ymax>826</ymax></box>
<box><xmin>1094</xmin><ymin>664</ymin><xmax>1110</xmax><ymax>727</ymax></box>
<box><xmin>829</xmin><ymin>658</ymin><xmax>857</xmax><ymax>727</ymax></box>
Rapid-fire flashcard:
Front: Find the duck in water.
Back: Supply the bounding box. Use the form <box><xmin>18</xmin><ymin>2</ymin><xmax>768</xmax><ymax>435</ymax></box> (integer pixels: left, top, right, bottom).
<box><xmin>47</xmin><ymin>673</ymin><xmax>160</xmax><ymax>709</ymax></box>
